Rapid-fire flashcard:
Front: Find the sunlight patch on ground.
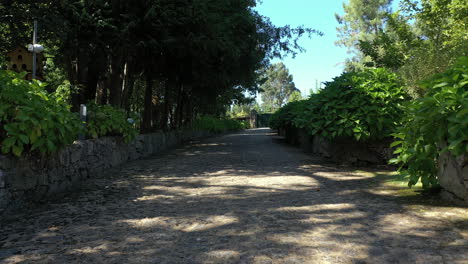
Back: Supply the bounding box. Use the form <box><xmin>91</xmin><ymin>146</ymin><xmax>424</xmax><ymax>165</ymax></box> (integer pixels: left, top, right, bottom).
<box><xmin>191</xmin><ymin>143</ymin><xmax>225</xmax><ymax>147</ymax></box>
<box><xmin>202</xmin><ymin>249</ymin><xmax>240</xmax><ymax>262</ymax></box>
<box><xmin>69</xmin><ymin>242</ymin><xmax>110</xmax><ymax>254</ymax></box>
<box><xmin>137</xmin><ymin>173</ymin><xmax>319</xmax><ymax>201</ymax></box>
<box><xmin>313</xmin><ymin>171</ymin><xmax>375</xmax><ymax>180</ymax></box>
<box><xmin>206</xmin><ymin>175</ymin><xmax>319</xmax><ymax>190</ymax></box>
<box><xmin>182</xmin><ymin>215</ymin><xmax>239</xmax><ymax>232</ymax></box>
<box><xmin>276</xmin><ymin>203</ymin><xmax>356</xmax><ymax>212</ymax></box>
<box><xmin>119</xmin><ymin>215</ymin><xmax>239</xmax><ymax>233</ymax></box>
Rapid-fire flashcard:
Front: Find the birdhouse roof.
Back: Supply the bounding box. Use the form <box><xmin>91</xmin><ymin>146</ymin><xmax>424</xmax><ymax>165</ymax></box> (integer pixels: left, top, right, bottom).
<box><xmin>6</xmin><ymin>45</ymin><xmax>28</xmax><ymax>55</ymax></box>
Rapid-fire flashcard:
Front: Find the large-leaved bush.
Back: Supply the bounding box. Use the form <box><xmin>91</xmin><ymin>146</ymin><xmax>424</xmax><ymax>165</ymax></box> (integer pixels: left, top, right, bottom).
<box><xmin>269</xmin><ymin>100</ymin><xmax>307</xmax><ymax>130</ymax></box>
<box><xmin>391</xmin><ymin>56</ymin><xmax>468</xmax><ymax>188</ymax></box>
<box><xmin>0</xmin><ymin>71</ymin><xmax>83</xmax><ymax>156</ymax></box>
<box><xmin>86</xmin><ymin>103</ymin><xmax>139</xmax><ymax>142</ymax></box>
<box><xmin>271</xmin><ymin>68</ymin><xmax>408</xmax><ymax>141</ymax></box>
<box><xmin>192</xmin><ymin>116</ymin><xmax>244</xmax><ymax>133</ymax></box>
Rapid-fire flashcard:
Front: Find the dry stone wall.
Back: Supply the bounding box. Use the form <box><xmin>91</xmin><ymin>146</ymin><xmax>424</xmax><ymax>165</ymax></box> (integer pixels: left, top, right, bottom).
<box><xmin>0</xmin><ymin>130</ymin><xmax>213</xmax><ymax>212</ymax></box>
<box><xmin>277</xmin><ymin>127</ymin><xmax>468</xmax><ymax>205</ymax></box>
<box><xmin>279</xmin><ymin>127</ymin><xmax>394</xmax><ymax>165</ymax></box>
<box><xmin>438</xmin><ymin>151</ymin><xmax>468</xmax><ymax>206</ymax></box>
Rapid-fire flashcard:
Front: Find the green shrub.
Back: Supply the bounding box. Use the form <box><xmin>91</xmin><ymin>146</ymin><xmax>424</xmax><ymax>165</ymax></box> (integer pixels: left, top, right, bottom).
<box><xmin>271</xmin><ymin>68</ymin><xmax>408</xmax><ymax>141</ymax></box>
<box><xmin>239</xmin><ymin>120</ymin><xmax>251</xmax><ymax>129</ymax></box>
<box><xmin>86</xmin><ymin>103</ymin><xmax>139</xmax><ymax>142</ymax></box>
<box><xmin>0</xmin><ymin>71</ymin><xmax>83</xmax><ymax>156</ymax></box>
<box><xmin>390</xmin><ymin>57</ymin><xmax>468</xmax><ymax>188</ymax></box>
<box><xmin>269</xmin><ymin>100</ymin><xmax>307</xmax><ymax>130</ymax></box>
<box><xmin>192</xmin><ymin>116</ymin><xmax>244</xmax><ymax>133</ymax></box>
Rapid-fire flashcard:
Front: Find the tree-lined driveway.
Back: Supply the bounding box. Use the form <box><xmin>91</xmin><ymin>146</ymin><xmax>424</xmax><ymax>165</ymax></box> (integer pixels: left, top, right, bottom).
<box><xmin>1</xmin><ymin>128</ymin><xmax>467</xmax><ymax>263</ymax></box>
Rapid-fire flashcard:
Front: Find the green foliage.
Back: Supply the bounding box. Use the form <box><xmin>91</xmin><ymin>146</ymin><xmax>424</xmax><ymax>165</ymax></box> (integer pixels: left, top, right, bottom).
<box><xmin>271</xmin><ymin>68</ymin><xmax>408</xmax><ymax>141</ymax></box>
<box><xmin>192</xmin><ymin>116</ymin><xmax>245</xmax><ymax>133</ymax></box>
<box><xmin>269</xmin><ymin>100</ymin><xmax>308</xmax><ymax>130</ymax></box>
<box><xmin>390</xmin><ymin>57</ymin><xmax>468</xmax><ymax>188</ymax></box>
<box><xmin>288</xmin><ymin>90</ymin><xmax>303</xmax><ymax>103</ymax></box>
<box><xmin>357</xmin><ymin>0</ymin><xmax>467</xmax><ymax>95</ymax></box>
<box><xmin>260</xmin><ymin>62</ymin><xmax>299</xmax><ymax>111</ymax></box>
<box><xmin>239</xmin><ymin>120</ymin><xmax>251</xmax><ymax>129</ymax></box>
<box><xmin>228</xmin><ymin>100</ymin><xmax>258</xmax><ymax>118</ymax></box>
<box><xmin>335</xmin><ymin>0</ymin><xmax>393</xmax><ymax>70</ymax></box>
<box><xmin>0</xmin><ymin>70</ymin><xmax>83</xmax><ymax>156</ymax></box>
<box><xmin>1</xmin><ymin>1</ymin><xmax>320</xmax><ymax>131</ymax></box>
<box><xmin>86</xmin><ymin>103</ymin><xmax>139</xmax><ymax>142</ymax></box>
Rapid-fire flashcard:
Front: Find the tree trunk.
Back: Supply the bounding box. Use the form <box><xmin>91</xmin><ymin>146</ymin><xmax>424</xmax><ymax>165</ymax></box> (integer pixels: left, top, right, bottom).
<box><xmin>175</xmin><ymin>83</ymin><xmax>184</xmax><ymax>129</ymax></box>
<box><xmin>70</xmin><ymin>49</ymin><xmax>90</xmax><ymax>111</ymax></box>
<box><xmin>121</xmin><ymin>62</ymin><xmax>135</xmax><ymax>111</ymax></box>
<box><xmin>141</xmin><ymin>73</ymin><xmax>153</xmax><ymax>133</ymax></box>
<box><xmin>161</xmin><ymin>79</ymin><xmax>175</xmax><ymax>130</ymax></box>
<box><xmin>85</xmin><ymin>60</ymin><xmax>100</xmax><ymax>103</ymax></box>
<box><xmin>108</xmin><ymin>54</ymin><xmax>124</xmax><ymax>107</ymax></box>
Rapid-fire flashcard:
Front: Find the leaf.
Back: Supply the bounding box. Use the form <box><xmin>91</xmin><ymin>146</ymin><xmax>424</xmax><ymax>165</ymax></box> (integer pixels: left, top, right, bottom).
<box><xmin>12</xmin><ymin>145</ymin><xmax>23</xmax><ymax>157</ymax></box>
<box><xmin>2</xmin><ymin>137</ymin><xmax>16</xmax><ymax>150</ymax></box>
<box><xmin>46</xmin><ymin>140</ymin><xmax>56</xmax><ymax>152</ymax></box>
<box><xmin>448</xmin><ymin>139</ymin><xmax>464</xmax><ymax>151</ymax></box>
<box><xmin>18</xmin><ymin>134</ymin><xmax>29</xmax><ymax>144</ymax></box>
<box><xmin>29</xmin><ymin>130</ymin><xmax>38</xmax><ymax>144</ymax></box>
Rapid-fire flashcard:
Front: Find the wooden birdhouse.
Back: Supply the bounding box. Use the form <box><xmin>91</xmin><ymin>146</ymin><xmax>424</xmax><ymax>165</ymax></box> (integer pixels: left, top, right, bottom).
<box><xmin>5</xmin><ymin>45</ymin><xmax>44</xmax><ymax>80</ymax></box>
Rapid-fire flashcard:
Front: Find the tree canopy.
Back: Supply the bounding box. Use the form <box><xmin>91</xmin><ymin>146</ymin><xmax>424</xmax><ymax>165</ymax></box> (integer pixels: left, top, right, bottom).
<box><xmin>335</xmin><ymin>0</ymin><xmax>393</xmax><ymax>70</ymax></box>
<box><xmin>260</xmin><ymin>62</ymin><xmax>299</xmax><ymax>112</ymax></box>
<box><xmin>0</xmin><ymin>0</ymin><xmax>320</xmax><ymax>131</ymax></box>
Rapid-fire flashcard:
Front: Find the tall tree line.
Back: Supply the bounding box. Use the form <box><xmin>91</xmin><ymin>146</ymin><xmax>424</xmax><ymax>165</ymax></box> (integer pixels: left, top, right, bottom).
<box><xmin>0</xmin><ymin>0</ymin><xmax>318</xmax><ymax>131</ymax></box>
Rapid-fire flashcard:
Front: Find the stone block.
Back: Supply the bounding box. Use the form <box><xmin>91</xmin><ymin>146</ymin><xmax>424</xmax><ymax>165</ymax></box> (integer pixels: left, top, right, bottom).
<box><xmin>48</xmin><ymin>168</ymin><xmax>65</xmax><ymax>183</ymax></box>
<box><xmin>298</xmin><ymin>130</ymin><xmax>314</xmax><ymax>153</ymax></box>
<box><xmin>464</xmin><ymin>165</ymin><xmax>468</xmax><ymax>189</ymax></box>
<box><xmin>86</xmin><ymin>140</ymin><xmax>95</xmax><ymax>155</ymax></box>
<box><xmin>48</xmin><ymin>181</ymin><xmax>70</xmax><ymax>194</ymax></box>
<box><xmin>312</xmin><ymin>136</ymin><xmax>331</xmax><ymax>158</ymax></box>
<box><xmin>10</xmin><ymin>163</ymin><xmax>36</xmax><ymax>190</ymax></box>
<box><xmin>0</xmin><ymin>189</ymin><xmax>10</xmax><ymax>209</ymax></box>
<box><xmin>0</xmin><ymin>155</ymin><xmax>14</xmax><ymax>170</ymax></box>
<box><xmin>70</xmin><ymin>144</ymin><xmax>84</xmax><ymax>163</ymax></box>
<box><xmin>37</xmin><ymin>173</ymin><xmax>48</xmax><ymax>185</ymax></box>
<box><xmin>58</xmin><ymin>148</ymin><xmax>70</xmax><ymax>167</ymax></box>
<box><xmin>0</xmin><ymin>170</ymin><xmax>5</xmax><ymax>188</ymax></box>
<box><xmin>33</xmin><ymin>185</ymin><xmax>49</xmax><ymax>200</ymax></box>
<box><xmin>78</xmin><ymin>168</ymin><xmax>89</xmax><ymax>178</ymax></box>
<box><xmin>438</xmin><ymin>151</ymin><xmax>467</xmax><ymax>204</ymax></box>
<box><xmin>111</xmin><ymin>150</ymin><xmax>123</xmax><ymax>167</ymax></box>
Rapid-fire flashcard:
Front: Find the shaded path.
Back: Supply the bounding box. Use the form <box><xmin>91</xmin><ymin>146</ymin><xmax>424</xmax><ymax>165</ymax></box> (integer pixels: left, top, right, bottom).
<box><xmin>1</xmin><ymin>128</ymin><xmax>467</xmax><ymax>263</ymax></box>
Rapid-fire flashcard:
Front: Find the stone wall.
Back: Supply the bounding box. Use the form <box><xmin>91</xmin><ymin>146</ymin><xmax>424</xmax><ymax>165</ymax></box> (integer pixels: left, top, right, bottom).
<box><xmin>438</xmin><ymin>149</ymin><xmax>468</xmax><ymax>206</ymax></box>
<box><xmin>0</xmin><ymin>130</ymin><xmax>214</xmax><ymax>212</ymax></box>
<box><xmin>278</xmin><ymin>127</ymin><xmax>468</xmax><ymax>205</ymax></box>
<box><xmin>278</xmin><ymin>127</ymin><xmax>394</xmax><ymax>165</ymax></box>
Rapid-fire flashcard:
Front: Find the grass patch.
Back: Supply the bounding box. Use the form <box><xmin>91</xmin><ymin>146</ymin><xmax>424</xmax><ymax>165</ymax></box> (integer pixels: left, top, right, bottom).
<box><xmin>354</xmin><ymin>170</ymin><xmax>424</xmax><ymax>197</ymax></box>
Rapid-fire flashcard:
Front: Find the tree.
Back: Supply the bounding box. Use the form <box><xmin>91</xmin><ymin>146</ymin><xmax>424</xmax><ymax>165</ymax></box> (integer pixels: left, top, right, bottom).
<box><xmin>335</xmin><ymin>0</ymin><xmax>393</xmax><ymax>70</ymax></box>
<box><xmin>288</xmin><ymin>90</ymin><xmax>303</xmax><ymax>103</ymax></box>
<box><xmin>356</xmin><ymin>0</ymin><xmax>468</xmax><ymax>95</ymax></box>
<box><xmin>1</xmin><ymin>0</ymin><xmax>320</xmax><ymax>132</ymax></box>
<box><xmin>260</xmin><ymin>62</ymin><xmax>299</xmax><ymax>111</ymax></box>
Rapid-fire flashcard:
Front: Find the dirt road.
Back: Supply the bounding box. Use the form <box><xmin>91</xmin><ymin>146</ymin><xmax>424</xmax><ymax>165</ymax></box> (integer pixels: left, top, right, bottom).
<box><xmin>1</xmin><ymin>128</ymin><xmax>467</xmax><ymax>263</ymax></box>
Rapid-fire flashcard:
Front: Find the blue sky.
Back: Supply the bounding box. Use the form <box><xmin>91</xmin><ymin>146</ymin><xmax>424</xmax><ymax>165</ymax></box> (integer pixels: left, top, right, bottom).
<box><xmin>254</xmin><ymin>0</ymin><xmax>401</xmax><ymax>96</ymax></box>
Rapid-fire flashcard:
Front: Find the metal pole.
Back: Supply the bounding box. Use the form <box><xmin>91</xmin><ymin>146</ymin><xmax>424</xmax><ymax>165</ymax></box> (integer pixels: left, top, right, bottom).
<box><xmin>32</xmin><ymin>20</ymin><xmax>37</xmax><ymax>80</ymax></box>
<box><xmin>79</xmin><ymin>104</ymin><xmax>87</xmax><ymax>140</ymax></box>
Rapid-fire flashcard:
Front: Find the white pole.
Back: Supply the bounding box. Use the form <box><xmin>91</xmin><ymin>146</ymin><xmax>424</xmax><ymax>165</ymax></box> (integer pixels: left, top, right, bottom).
<box><xmin>32</xmin><ymin>20</ymin><xmax>37</xmax><ymax>80</ymax></box>
<box><xmin>79</xmin><ymin>104</ymin><xmax>87</xmax><ymax>140</ymax></box>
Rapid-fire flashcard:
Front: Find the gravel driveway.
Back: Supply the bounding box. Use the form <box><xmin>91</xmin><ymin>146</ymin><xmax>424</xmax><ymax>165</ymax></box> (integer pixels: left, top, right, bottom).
<box><xmin>1</xmin><ymin>128</ymin><xmax>467</xmax><ymax>263</ymax></box>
